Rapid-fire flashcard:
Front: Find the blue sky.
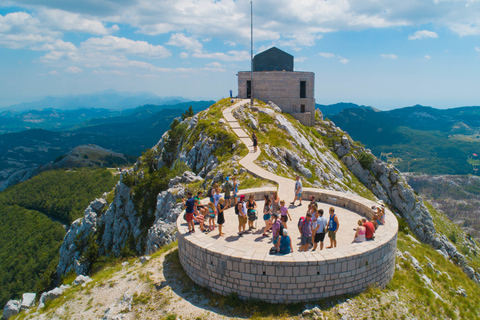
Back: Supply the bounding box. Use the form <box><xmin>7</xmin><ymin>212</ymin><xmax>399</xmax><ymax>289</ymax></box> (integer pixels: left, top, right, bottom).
<box><xmin>1</xmin><ymin>0</ymin><xmax>480</xmax><ymax>110</ymax></box>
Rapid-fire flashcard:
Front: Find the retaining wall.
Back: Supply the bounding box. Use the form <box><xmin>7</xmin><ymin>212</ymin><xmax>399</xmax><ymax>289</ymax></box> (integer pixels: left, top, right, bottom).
<box><xmin>177</xmin><ymin>188</ymin><xmax>398</xmax><ymax>303</ymax></box>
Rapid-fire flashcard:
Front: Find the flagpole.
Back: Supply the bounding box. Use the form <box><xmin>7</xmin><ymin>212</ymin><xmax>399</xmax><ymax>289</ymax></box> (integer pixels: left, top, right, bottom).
<box><xmin>250</xmin><ymin>0</ymin><xmax>254</xmax><ymax>106</ymax></box>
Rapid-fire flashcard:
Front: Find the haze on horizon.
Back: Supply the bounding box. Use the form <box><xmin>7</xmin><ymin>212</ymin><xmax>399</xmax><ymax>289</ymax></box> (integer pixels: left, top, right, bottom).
<box><xmin>2</xmin><ymin>0</ymin><xmax>480</xmax><ymax>111</ymax></box>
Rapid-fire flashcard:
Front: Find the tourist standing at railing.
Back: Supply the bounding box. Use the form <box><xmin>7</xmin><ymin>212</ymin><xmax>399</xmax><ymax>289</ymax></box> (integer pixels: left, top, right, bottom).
<box><xmin>291</xmin><ymin>175</ymin><xmax>303</xmax><ymax>206</ymax></box>
<box><xmin>262</xmin><ymin>195</ymin><xmax>272</xmax><ymax>237</ymax></box>
<box><xmin>182</xmin><ymin>191</ymin><xmax>195</xmax><ymax>233</ymax></box>
<box><xmin>222</xmin><ymin>176</ymin><xmax>232</xmax><ymax>209</ymax></box>
<box><xmin>312</xmin><ymin>209</ymin><xmax>328</xmax><ymax>251</ymax></box>
<box><xmin>237</xmin><ymin>195</ymin><xmax>248</xmax><ymax>235</ymax></box>
<box><xmin>232</xmin><ymin>176</ymin><xmax>239</xmax><ymax>206</ymax></box>
<box><xmin>271</xmin><ymin>212</ymin><xmax>281</xmax><ymax>251</ymax></box>
<box><xmin>247</xmin><ymin>195</ymin><xmax>257</xmax><ymax>230</ymax></box>
<box><xmin>326</xmin><ymin>207</ymin><xmax>339</xmax><ymax>248</ymax></box>
<box><xmin>279</xmin><ymin>200</ymin><xmax>292</xmax><ymax>228</ymax></box>
<box><xmin>271</xmin><ymin>190</ymin><xmax>280</xmax><ymax>213</ymax></box>
<box><xmin>217</xmin><ymin>198</ymin><xmax>226</xmax><ymax>237</ymax></box>
<box><xmin>299</xmin><ymin>212</ymin><xmax>313</xmax><ymax>252</ymax></box>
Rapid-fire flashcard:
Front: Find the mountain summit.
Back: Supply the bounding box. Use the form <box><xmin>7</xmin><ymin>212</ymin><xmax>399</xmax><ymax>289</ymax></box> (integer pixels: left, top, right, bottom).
<box><xmin>4</xmin><ymin>99</ymin><xmax>480</xmax><ymax>319</ymax></box>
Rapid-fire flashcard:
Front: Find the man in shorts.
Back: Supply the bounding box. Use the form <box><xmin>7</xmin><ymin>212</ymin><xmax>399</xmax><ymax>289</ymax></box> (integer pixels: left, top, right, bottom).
<box><xmin>237</xmin><ymin>195</ymin><xmax>247</xmax><ymax>235</ymax></box>
<box><xmin>313</xmin><ymin>209</ymin><xmax>328</xmax><ymax>251</ymax></box>
<box><xmin>222</xmin><ymin>176</ymin><xmax>232</xmax><ymax>208</ymax></box>
<box><xmin>290</xmin><ymin>175</ymin><xmax>303</xmax><ymax>206</ymax></box>
<box><xmin>326</xmin><ymin>207</ymin><xmax>339</xmax><ymax>248</ymax></box>
<box><xmin>182</xmin><ymin>191</ymin><xmax>195</xmax><ymax>233</ymax></box>
<box><xmin>299</xmin><ymin>212</ymin><xmax>313</xmax><ymax>252</ymax></box>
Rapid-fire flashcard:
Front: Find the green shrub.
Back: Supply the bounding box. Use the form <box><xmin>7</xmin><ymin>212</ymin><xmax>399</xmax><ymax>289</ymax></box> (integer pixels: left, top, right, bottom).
<box><xmin>448</xmin><ymin>232</ymin><xmax>458</xmax><ymax>244</ymax></box>
<box><xmin>358</xmin><ymin>152</ymin><xmax>375</xmax><ymax>169</ymax></box>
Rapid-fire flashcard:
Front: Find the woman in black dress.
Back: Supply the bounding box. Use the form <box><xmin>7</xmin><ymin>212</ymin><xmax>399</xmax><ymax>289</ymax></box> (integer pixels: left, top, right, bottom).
<box><xmin>252</xmin><ymin>133</ymin><xmax>258</xmax><ymax>152</ymax></box>
<box><xmin>217</xmin><ymin>198</ymin><xmax>226</xmax><ymax>236</ymax></box>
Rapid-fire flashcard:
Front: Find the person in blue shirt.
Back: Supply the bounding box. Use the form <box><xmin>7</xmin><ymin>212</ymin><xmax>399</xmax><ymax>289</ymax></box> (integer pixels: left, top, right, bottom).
<box><xmin>326</xmin><ymin>207</ymin><xmax>340</xmax><ymax>248</ymax></box>
<box><xmin>290</xmin><ymin>175</ymin><xmax>303</xmax><ymax>206</ymax></box>
<box><xmin>182</xmin><ymin>191</ymin><xmax>195</xmax><ymax>233</ymax></box>
<box><xmin>279</xmin><ymin>228</ymin><xmax>293</xmax><ymax>254</ymax></box>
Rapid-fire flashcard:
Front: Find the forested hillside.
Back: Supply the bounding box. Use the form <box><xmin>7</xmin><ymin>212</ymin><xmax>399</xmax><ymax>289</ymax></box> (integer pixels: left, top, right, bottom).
<box><xmin>322</xmin><ymin>105</ymin><xmax>480</xmax><ymax>175</ymax></box>
<box><xmin>0</xmin><ymin>168</ymin><xmax>119</xmax><ymax>309</ymax></box>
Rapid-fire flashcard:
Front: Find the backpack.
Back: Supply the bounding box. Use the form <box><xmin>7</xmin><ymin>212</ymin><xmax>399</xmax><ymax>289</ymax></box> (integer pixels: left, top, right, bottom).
<box><xmin>207</xmin><ymin>187</ymin><xmax>213</xmax><ymax>197</ymax></box>
<box><xmin>269</xmin><ymin>246</ymin><xmax>278</xmax><ymax>255</ymax></box>
<box><xmin>234</xmin><ymin>182</ymin><xmax>239</xmax><ymax>193</ymax></box>
<box><xmin>235</xmin><ymin>203</ymin><xmax>240</xmax><ymax>215</ymax></box>
<box><xmin>278</xmin><ymin>222</ymin><xmax>284</xmax><ymax>236</ymax></box>
<box><xmin>298</xmin><ymin>216</ymin><xmax>305</xmax><ymax>228</ymax></box>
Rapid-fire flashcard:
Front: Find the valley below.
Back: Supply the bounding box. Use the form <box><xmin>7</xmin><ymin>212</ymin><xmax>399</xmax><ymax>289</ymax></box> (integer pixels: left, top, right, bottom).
<box><xmin>407</xmin><ymin>174</ymin><xmax>480</xmax><ymax>242</ymax></box>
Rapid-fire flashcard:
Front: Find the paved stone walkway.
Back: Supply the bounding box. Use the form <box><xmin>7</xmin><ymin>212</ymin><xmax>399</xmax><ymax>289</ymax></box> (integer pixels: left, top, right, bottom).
<box><xmin>223</xmin><ymin>99</ymin><xmax>294</xmax><ymax>201</ymax></box>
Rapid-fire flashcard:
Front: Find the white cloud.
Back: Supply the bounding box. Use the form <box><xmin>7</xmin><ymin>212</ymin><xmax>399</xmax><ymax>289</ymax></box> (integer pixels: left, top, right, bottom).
<box><xmin>202</xmin><ymin>61</ymin><xmax>226</xmax><ymax>72</ymax></box>
<box><xmin>449</xmin><ymin>21</ymin><xmax>480</xmax><ymax>37</ymax></box>
<box><xmin>92</xmin><ymin>69</ymin><xmax>126</xmax><ymax>75</ymax></box>
<box><xmin>295</xmin><ymin>57</ymin><xmax>307</xmax><ymax>62</ymax></box>
<box><xmin>192</xmin><ymin>50</ymin><xmax>249</xmax><ymax>61</ymax></box>
<box><xmin>224</xmin><ymin>40</ymin><xmax>237</xmax><ymax>47</ymax></box>
<box><xmin>319</xmin><ymin>52</ymin><xmax>335</xmax><ymax>58</ymax></box>
<box><xmin>166</xmin><ymin>33</ymin><xmax>203</xmax><ymax>53</ymax></box>
<box><xmin>65</xmin><ymin>66</ymin><xmax>83</xmax><ymax>73</ymax></box>
<box><xmin>339</xmin><ymin>57</ymin><xmax>350</xmax><ymax>65</ymax></box>
<box><xmin>0</xmin><ymin>12</ymin><xmax>59</xmax><ymax>49</ymax></box>
<box><xmin>476</xmin><ymin>47</ymin><xmax>480</xmax><ymax>52</ymax></box>
<box><xmin>82</xmin><ymin>36</ymin><xmax>170</xmax><ymax>58</ymax></box>
<box><xmin>408</xmin><ymin>30</ymin><xmax>438</xmax><ymax>40</ymax></box>
<box><xmin>424</xmin><ymin>55</ymin><xmax>431</xmax><ymax>59</ymax></box>
<box><xmin>380</xmin><ymin>54</ymin><xmax>398</xmax><ymax>59</ymax></box>
<box><xmin>32</xmin><ymin>39</ymin><xmax>77</xmax><ymax>51</ymax></box>
<box><xmin>38</xmin><ymin>9</ymin><xmax>115</xmax><ymax>35</ymax></box>
<box><xmin>48</xmin><ymin>70</ymin><xmax>59</xmax><ymax>75</ymax></box>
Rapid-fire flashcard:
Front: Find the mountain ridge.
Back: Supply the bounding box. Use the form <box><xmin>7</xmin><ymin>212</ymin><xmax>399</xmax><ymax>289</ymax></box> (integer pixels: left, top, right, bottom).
<box><xmin>3</xmin><ymin>99</ymin><xmax>480</xmax><ymax>319</ymax></box>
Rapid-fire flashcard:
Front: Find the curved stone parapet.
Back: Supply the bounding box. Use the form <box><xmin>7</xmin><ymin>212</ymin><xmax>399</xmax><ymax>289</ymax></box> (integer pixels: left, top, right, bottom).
<box><xmin>177</xmin><ymin>187</ymin><xmax>398</xmax><ymax>303</ymax></box>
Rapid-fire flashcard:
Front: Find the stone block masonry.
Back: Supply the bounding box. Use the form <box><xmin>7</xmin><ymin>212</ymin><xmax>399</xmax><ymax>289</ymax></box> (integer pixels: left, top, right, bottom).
<box><xmin>238</xmin><ymin>71</ymin><xmax>315</xmax><ymax>126</ymax></box>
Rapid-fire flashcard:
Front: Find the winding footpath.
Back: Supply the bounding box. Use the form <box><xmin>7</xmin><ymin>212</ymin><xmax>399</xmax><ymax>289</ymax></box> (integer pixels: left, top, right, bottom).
<box><xmin>223</xmin><ymin>99</ymin><xmax>295</xmax><ymax>202</ymax></box>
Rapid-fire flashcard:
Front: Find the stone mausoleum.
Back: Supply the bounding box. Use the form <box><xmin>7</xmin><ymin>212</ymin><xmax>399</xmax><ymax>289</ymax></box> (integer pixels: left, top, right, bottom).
<box><xmin>237</xmin><ymin>47</ymin><xmax>315</xmax><ymax>126</ymax></box>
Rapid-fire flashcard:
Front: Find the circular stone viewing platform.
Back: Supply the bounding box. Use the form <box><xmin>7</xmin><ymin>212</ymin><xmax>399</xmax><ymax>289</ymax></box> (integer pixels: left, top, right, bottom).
<box><xmin>177</xmin><ymin>187</ymin><xmax>398</xmax><ymax>303</ymax></box>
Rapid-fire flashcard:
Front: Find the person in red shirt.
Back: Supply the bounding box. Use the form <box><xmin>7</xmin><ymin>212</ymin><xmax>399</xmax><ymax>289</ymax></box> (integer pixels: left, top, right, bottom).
<box><xmin>362</xmin><ymin>218</ymin><xmax>375</xmax><ymax>240</ymax></box>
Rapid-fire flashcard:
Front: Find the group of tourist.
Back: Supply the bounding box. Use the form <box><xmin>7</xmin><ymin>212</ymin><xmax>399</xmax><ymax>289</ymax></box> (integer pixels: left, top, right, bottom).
<box><xmin>182</xmin><ymin>173</ymin><xmax>386</xmax><ymax>253</ymax></box>
<box><xmin>182</xmin><ymin>176</ymin><xmax>239</xmax><ymax>237</ymax></box>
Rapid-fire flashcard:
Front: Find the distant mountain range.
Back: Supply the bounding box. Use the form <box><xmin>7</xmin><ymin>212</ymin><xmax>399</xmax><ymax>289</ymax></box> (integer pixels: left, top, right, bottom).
<box><xmin>315</xmin><ymin>102</ymin><xmax>378</xmax><ymax>115</ymax></box>
<box><xmin>0</xmin><ymin>100</ymin><xmax>213</xmax><ymax>188</ymax></box>
<box><xmin>2</xmin><ymin>89</ymin><xmax>190</xmax><ymax>112</ymax></box>
<box><xmin>317</xmin><ymin>102</ymin><xmax>480</xmax><ymax>175</ymax></box>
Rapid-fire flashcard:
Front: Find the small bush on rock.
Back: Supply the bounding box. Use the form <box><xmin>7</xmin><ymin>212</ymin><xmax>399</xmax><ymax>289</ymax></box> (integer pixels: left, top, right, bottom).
<box><xmin>358</xmin><ymin>152</ymin><xmax>375</xmax><ymax>169</ymax></box>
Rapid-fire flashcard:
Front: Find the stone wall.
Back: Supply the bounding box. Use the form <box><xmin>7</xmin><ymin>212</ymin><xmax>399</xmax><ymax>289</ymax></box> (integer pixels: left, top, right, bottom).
<box><xmin>177</xmin><ymin>188</ymin><xmax>398</xmax><ymax>303</ymax></box>
<box><xmin>238</xmin><ymin>71</ymin><xmax>315</xmax><ymax>126</ymax></box>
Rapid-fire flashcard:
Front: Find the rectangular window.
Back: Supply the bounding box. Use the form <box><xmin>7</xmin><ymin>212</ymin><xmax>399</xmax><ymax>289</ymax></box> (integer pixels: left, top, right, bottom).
<box><xmin>247</xmin><ymin>80</ymin><xmax>251</xmax><ymax>98</ymax></box>
<box><xmin>300</xmin><ymin>81</ymin><xmax>306</xmax><ymax>98</ymax></box>
<box><xmin>301</xmin><ymin>105</ymin><xmax>305</xmax><ymax>113</ymax></box>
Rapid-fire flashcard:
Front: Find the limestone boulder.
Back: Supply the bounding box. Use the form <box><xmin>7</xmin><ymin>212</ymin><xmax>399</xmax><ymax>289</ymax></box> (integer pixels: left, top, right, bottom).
<box><xmin>3</xmin><ymin>300</ymin><xmax>21</xmax><ymax>319</ymax></box>
<box><xmin>90</xmin><ymin>198</ymin><xmax>107</xmax><ymax>213</ymax></box>
<box><xmin>20</xmin><ymin>293</ymin><xmax>36</xmax><ymax>310</ymax></box>
<box><xmin>72</xmin><ymin>275</ymin><xmax>92</xmax><ymax>286</ymax></box>
<box><xmin>37</xmin><ymin>285</ymin><xmax>70</xmax><ymax>310</ymax></box>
